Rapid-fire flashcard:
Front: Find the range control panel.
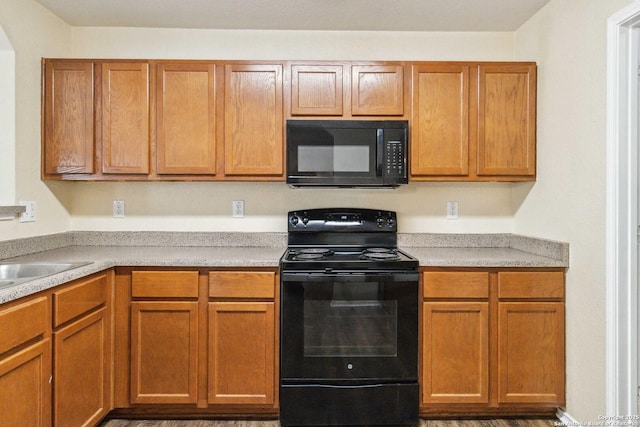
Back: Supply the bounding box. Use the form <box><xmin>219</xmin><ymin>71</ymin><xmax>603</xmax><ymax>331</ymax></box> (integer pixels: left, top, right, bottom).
<box><xmin>288</xmin><ymin>208</ymin><xmax>397</xmax><ymax>231</ymax></box>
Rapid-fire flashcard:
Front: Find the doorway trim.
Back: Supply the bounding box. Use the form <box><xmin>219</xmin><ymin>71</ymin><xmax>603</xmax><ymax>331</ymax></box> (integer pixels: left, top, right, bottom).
<box><xmin>607</xmin><ymin>0</ymin><xmax>640</xmax><ymax>415</ymax></box>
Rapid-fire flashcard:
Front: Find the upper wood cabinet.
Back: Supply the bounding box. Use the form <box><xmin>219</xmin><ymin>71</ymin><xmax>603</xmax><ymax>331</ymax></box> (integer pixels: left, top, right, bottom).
<box><xmin>43</xmin><ymin>60</ymin><xmax>95</xmax><ymax>175</ymax></box>
<box><xmin>411</xmin><ymin>64</ymin><xmax>470</xmax><ymax>176</ymax></box>
<box><xmin>290</xmin><ymin>64</ymin><xmax>344</xmax><ymax>116</ymax></box>
<box><xmin>289</xmin><ymin>62</ymin><xmax>406</xmax><ymax>118</ymax></box>
<box><xmin>351</xmin><ymin>65</ymin><xmax>404</xmax><ymax>116</ymax></box>
<box><xmin>224</xmin><ymin>64</ymin><xmax>284</xmax><ymax>176</ymax></box>
<box><xmin>42</xmin><ymin>59</ymin><xmax>535</xmax><ymax>182</ymax></box>
<box><xmin>42</xmin><ymin>59</ymin><xmax>284</xmax><ymax>181</ymax></box>
<box><xmin>410</xmin><ymin>62</ymin><xmax>536</xmax><ymax>181</ymax></box>
<box><xmin>101</xmin><ymin>62</ymin><xmax>150</xmax><ymax>175</ymax></box>
<box><xmin>477</xmin><ymin>64</ymin><xmax>536</xmax><ymax>177</ymax></box>
<box><xmin>156</xmin><ymin>62</ymin><xmax>217</xmax><ymax>175</ymax></box>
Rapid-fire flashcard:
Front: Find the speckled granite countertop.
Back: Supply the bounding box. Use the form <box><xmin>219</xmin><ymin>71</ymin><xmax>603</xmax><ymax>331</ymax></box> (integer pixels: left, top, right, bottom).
<box><xmin>0</xmin><ymin>231</ymin><xmax>568</xmax><ymax>304</ymax></box>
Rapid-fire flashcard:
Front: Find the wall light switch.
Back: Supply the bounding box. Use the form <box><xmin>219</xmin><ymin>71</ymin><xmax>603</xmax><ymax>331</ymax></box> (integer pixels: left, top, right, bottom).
<box><xmin>446</xmin><ymin>201</ymin><xmax>458</xmax><ymax>219</ymax></box>
<box><xmin>232</xmin><ymin>200</ymin><xmax>244</xmax><ymax>218</ymax></box>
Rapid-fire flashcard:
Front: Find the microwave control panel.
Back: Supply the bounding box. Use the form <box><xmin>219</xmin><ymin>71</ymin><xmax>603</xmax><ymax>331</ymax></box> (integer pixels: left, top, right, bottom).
<box><xmin>383</xmin><ymin>127</ymin><xmax>408</xmax><ymax>181</ymax></box>
<box><xmin>385</xmin><ymin>140</ymin><xmax>405</xmax><ymax>177</ymax></box>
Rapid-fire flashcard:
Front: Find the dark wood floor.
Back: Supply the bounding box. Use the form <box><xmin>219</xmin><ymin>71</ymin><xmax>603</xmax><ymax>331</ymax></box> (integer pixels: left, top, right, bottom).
<box><xmin>101</xmin><ymin>419</ymin><xmax>558</xmax><ymax>427</ymax></box>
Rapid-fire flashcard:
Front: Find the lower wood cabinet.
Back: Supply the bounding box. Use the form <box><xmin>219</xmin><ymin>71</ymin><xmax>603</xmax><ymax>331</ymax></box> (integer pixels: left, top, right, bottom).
<box><xmin>208</xmin><ymin>271</ymin><xmax>277</xmax><ymax>405</ymax></box>
<box><xmin>0</xmin><ymin>339</ymin><xmax>51</xmax><ymax>427</ymax></box>
<box><xmin>422</xmin><ymin>272</ymin><xmax>489</xmax><ymax>404</ymax></box>
<box><xmin>54</xmin><ymin>308</ymin><xmax>110</xmax><ymax>427</ymax></box>
<box><xmin>0</xmin><ymin>270</ymin><xmax>115</xmax><ymax>427</ymax></box>
<box><xmin>423</xmin><ymin>301</ymin><xmax>489</xmax><ymax>404</ymax></box>
<box><xmin>52</xmin><ymin>271</ymin><xmax>112</xmax><ymax>427</ymax></box>
<box><xmin>0</xmin><ymin>292</ymin><xmax>51</xmax><ymax>427</ymax></box>
<box><xmin>497</xmin><ymin>272</ymin><xmax>565</xmax><ymax>404</ymax></box>
<box><xmin>420</xmin><ymin>269</ymin><xmax>565</xmax><ymax>416</ymax></box>
<box><xmin>129</xmin><ymin>271</ymin><xmax>199</xmax><ymax>404</ymax></box>
<box><xmin>116</xmin><ymin>268</ymin><xmax>279</xmax><ymax>415</ymax></box>
<box><xmin>130</xmin><ymin>301</ymin><xmax>199</xmax><ymax>404</ymax></box>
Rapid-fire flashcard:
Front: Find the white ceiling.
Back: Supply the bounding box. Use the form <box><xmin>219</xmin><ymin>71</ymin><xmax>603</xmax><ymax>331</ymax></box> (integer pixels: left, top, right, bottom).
<box><xmin>32</xmin><ymin>0</ymin><xmax>552</xmax><ymax>32</ymax></box>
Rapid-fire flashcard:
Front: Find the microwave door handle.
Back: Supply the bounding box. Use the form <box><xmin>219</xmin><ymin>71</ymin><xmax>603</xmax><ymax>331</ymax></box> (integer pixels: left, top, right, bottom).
<box><xmin>376</xmin><ymin>129</ymin><xmax>384</xmax><ymax>177</ymax></box>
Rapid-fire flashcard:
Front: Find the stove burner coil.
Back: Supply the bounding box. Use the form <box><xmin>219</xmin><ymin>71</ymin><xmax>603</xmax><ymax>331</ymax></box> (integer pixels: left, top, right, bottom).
<box><xmin>360</xmin><ymin>252</ymin><xmax>401</xmax><ymax>261</ymax></box>
<box><xmin>293</xmin><ymin>253</ymin><xmax>328</xmax><ymax>261</ymax></box>
<box><xmin>298</xmin><ymin>248</ymin><xmax>334</xmax><ymax>255</ymax></box>
<box><xmin>364</xmin><ymin>248</ymin><xmax>395</xmax><ymax>254</ymax></box>
<box><xmin>291</xmin><ymin>248</ymin><xmax>335</xmax><ymax>261</ymax></box>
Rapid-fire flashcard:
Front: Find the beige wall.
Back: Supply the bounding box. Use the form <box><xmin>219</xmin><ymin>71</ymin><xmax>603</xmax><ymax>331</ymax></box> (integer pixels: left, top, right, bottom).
<box><xmin>0</xmin><ymin>0</ymin><xmax>72</xmax><ymax>238</ymax></box>
<box><xmin>514</xmin><ymin>0</ymin><xmax>636</xmax><ymax>421</ymax></box>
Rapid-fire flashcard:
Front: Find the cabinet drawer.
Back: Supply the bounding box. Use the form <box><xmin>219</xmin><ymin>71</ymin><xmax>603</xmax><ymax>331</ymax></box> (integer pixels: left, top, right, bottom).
<box><xmin>423</xmin><ymin>272</ymin><xmax>489</xmax><ymax>299</ymax></box>
<box><xmin>209</xmin><ymin>271</ymin><xmax>275</xmax><ymax>299</ymax></box>
<box><xmin>498</xmin><ymin>271</ymin><xmax>564</xmax><ymax>299</ymax></box>
<box><xmin>53</xmin><ymin>273</ymin><xmax>108</xmax><ymax>327</ymax></box>
<box><xmin>0</xmin><ymin>296</ymin><xmax>48</xmax><ymax>355</ymax></box>
<box><xmin>132</xmin><ymin>271</ymin><xmax>199</xmax><ymax>298</ymax></box>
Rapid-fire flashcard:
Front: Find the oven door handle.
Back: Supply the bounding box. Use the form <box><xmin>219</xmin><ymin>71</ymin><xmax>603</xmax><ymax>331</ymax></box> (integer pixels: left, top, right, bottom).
<box><xmin>281</xmin><ymin>272</ymin><xmax>419</xmax><ymax>282</ymax></box>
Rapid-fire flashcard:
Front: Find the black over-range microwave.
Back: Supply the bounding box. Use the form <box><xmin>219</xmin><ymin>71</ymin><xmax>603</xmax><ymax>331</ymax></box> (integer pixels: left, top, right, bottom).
<box><xmin>286</xmin><ymin>120</ymin><xmax>409</xmax><ymax>188</ymax></box>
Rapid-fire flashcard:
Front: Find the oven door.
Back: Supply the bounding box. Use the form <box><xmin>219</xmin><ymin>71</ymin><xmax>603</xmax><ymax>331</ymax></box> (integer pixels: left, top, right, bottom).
<box><xmin>280</xmin><ymin>270</ymin><xmax>418</xmax><ymax>383</ymax></box>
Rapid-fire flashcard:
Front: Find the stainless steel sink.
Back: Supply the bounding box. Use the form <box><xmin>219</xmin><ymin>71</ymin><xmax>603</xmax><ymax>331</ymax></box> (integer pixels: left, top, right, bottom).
<box><xmin>0</xmin><ymin>279</ymin><xmax>16</xmax><ymax>289</ymax></box>
<box><xmin>0</xmin><ymin>262</ymin><xmax>91</xmax><ymax>288</ymax></box>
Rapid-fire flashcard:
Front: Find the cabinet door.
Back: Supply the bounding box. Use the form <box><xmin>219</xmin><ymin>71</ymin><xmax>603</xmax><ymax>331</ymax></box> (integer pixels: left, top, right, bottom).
<box><xmin>208</xmin><ymin>301</ymin><xmax>276</xmax><ymax>405</ymax></box>
<box><xmin>351</xmin><ymin>65</ymin><xmax>404</xmax><ymax>116</ymax></box>
<box><xmin>156</xmin><ymin>63</ymin><xmax>217</xmax><ymax>175</ymax></box>
<box><xmin>130</xmin><ymin>301</ymin><xmax>199</xmax><ymax>404</ymax></box>
<box><xmin>422</xmin><ymin>302</ymin><xmax>489</xmax><ymax>404</ymax></box>
<box><xmin>411</xmin><ymin>64</ymin><xmax>470</xmax><ymax>176</ymax></box>
<box><xmin>53</xmin><ymin>308</ymin><xmax>110</xmax><ymax>427</ymax></box>
<box><xmin>476</xmin><ymin>64</ymin><xmax>536</xmax><ymax>176</ymax></box>
<box><xmin>291</xmin><ymin>65</ymin><xmax>343</xmax><ymax>116</ymax></box>
<box><xmin>0</xmin><ymin>340</ymin><xmax>51</xmax><ymax>427</ymax></box>
<box><xmin>101</xmin><ymin>62</ymin><xmax>150</xmax><ymax>174</ymax></box>
<box><xmin>224</xmin><ymin>64</ymin><xmax>284</xmax><ymax>176</ymax></box>
<box><xmin>43</xmin><ymin>60</ymin><xmax>94</xmax><ymax>175</ymax></box>
<box><xmin>498</xmin><ymin>302</ymin><xmax>564</xmax><ymax>404</ymax></box>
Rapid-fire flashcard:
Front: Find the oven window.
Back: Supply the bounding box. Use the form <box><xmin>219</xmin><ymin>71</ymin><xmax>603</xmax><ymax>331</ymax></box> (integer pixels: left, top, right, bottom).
<box><xmin>303</xmin><ymin>281</ymin><xmax>398</xmax><ymax>357</ymax></box>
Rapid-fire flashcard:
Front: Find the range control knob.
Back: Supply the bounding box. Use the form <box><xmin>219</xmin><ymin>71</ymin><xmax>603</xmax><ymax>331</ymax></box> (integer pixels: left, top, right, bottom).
<box><xmin>376</xmin><ymin>216</ymin><xmax>385</xmax><ymax>227</ymax></box>
<box><xmin>302</xmin><ymin>216</ymin><xmax>310</xmax><ymax>225</ymax></box>
<box><xmin>290</xmin><ymin>215</ymin><xmax>299</xmax><ymax>226</ymax></box>
<box><xmin>386</xmin><ymin>217</ymin><xmax>395</xmax><ymax>227</ymax></box>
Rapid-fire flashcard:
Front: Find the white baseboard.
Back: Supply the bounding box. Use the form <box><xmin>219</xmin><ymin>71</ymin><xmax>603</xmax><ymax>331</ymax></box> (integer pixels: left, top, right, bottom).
<box><xmin>556</xmin><ymin>408</ymin><xmax>579</xmax><ymax>425</ymax></box>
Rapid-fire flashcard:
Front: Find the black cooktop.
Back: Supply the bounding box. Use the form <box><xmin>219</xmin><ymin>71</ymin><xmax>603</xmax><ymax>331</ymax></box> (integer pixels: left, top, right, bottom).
<box><xmin>281</xmin><ymin>247</ymin><xmax>418</xmax><ymax>270</ymax></box>
<box><xmin>281</xmin><ymin>208</ymin><xmax>418</xmax><ymax>270</ymax></box>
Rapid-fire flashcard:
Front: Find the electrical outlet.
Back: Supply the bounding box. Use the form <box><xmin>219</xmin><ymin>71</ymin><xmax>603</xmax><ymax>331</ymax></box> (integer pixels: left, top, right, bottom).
<box><xmin>19</xmin><ymin>201</ymin><xmax>36</xmax><ymax>223</ymax></box>
<box><xmin>113</xmin><ymin>200</ymin><xmax>125</xmax><ymax>218</ymax></box>
<box><xmin>232</xmin><ymin>200</ymin><xmax>244</xmax><ymax>218</ymax></box>
<box><xmin>446</xmin><ymin>201</ymin><xmax>458</xmax><ymax>219</ymax></box>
